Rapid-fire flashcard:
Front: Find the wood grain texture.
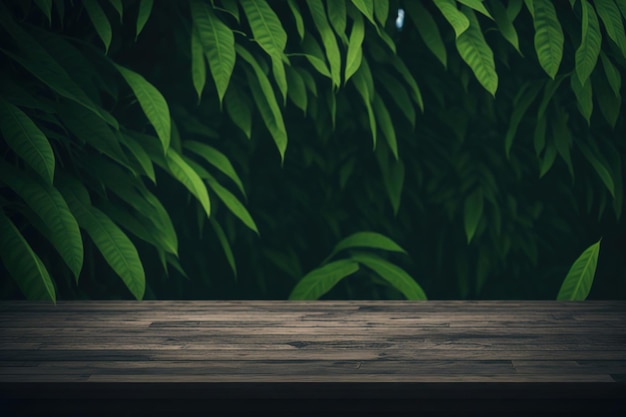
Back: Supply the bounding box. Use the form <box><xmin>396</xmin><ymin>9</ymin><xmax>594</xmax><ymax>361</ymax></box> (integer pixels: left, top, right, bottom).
<box><xmin>0</xmin><ymin>300</ymin><xmax>624</xmax><ymax>416</ymax></box>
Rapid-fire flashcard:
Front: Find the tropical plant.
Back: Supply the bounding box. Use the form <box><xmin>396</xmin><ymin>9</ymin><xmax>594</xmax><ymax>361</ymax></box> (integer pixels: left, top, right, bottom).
<box><xmin>0</xmin><ymin>0</ymin><xmax>624</xmax><ymax>302</ymax></box>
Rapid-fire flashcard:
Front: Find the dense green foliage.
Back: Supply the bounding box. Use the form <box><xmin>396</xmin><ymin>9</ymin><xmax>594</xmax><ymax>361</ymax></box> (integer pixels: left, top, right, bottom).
<box><xmin>0</xmin><ymin>0</ymin><xmax>624</xmax><ymax>301</ymax></box>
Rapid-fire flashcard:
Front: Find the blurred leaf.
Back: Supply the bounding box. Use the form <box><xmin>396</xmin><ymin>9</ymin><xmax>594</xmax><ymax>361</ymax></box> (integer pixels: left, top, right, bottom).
<box><xmin>376</xmin><ymin>71</ymin><xmax>416</xmax><ymax>127</ymax></box>
<box><xmin>351</xmin><ymin>253</ymin><xmax>427</xmax><ymax>300</ymax></box>
<box><xmin>0</xmin><ymin>210</ymin><xmax>56</xmax><ymax>302</ymax></box>
<box><xmin>108</xmin><ymin>0</ymin><xmax>123</xmax><ymax>22</ymax></box>
<box><xmin>533</xmin><ymin>0</ymin><xmax>564</xmax><ymax>79</ymax></box>
<box><xmin>557</xmin><ymin>239</ymin><xmax>601</xmax><ymax>300</ymax></box>
<box><xmin>464</xmin><ymin>189</ymin><xmax>484</xmax><ymax>244</ymax></box>
<box><xmin>211</xmin><ymin>218</ymin><xmax>237</xmax><ymax>278</ymax></box>
<box><xmin>577</xmin><ymin>140</ymin><xmax>616</xmax><ymax>198</ymax></box>
<box><xmin>285</xmin><ymin>65</ymin><xmax>308</xmax><ymax>112</ymax></box>
<box><xmin>33</xmin><ymin>0</ymin><xmax>52</xmax><ymax>24</ymax></box>
<box><xmin>116</xmin><ymin>64</ymin><xmax>171</xmax><ymax>152</ymax></box>
<box><xmin>122</xmin><ymin>133</ymin><xmax>156</xmax><ymax>183</ymax></box>
<box><xmin>600</xmin><ymin>52</ymin><xmax>621</xmax><ymax>97</ymax></box>
<box><xmin>390</xmin><ymin>55</ymin><xmax>424</xmax><ymax>111</ymax></box>
<box><xmin>224</xmin><ymin>85</ymin><xmax>253</xmax><ymax>139</ymax></box>
<box><xmin>329</xmin><ymin>231</ymin><xmax>407</xmax><ymax>260</ymax></box>
<box><xmin>570</xmin><ymin>74</ymin><xmax>593</xmax><ymax>125</ymax></box>
<box><xmin>83</xmin><ymin>0</ymin><xmax>112</xmax><ymax>53</ymax></box>
<box><xmin>405</xmin><ymin>1</ymin><xmax>447</xmax><ymax>67</ymax></box>
<box><xmin>190</xmin><ymin>28</ymin><xmax>206</xmax><ymax>102</ymax></box>
<box><xmin>0</xmin><ymin>99</ymin><xmax>54</xmax><ymax>185</ymax></box>
<box><xmin>595</xmin><ymin>0</ymin><xmax>626</xmax><ymax>58</ymax></box>
<box><xmin>184</xmin><ymin>141</ymin><xmax>246</xmax><ymax>197</ymax></box>
<box><xmin>350</xmin><ymin>0</ymin><xmax>375</xmax><ymax>26</ymax></box>
<box><xmin>372</xmin><ymin>95</ymin><xmax>398</xmax><ymax>159</ymax></box>
<box><xmin>287</xmin><ymin>0</ymin><xmax>305</xmax><ymax>40</ymax></box>
<box><xmin>289</xmin><ymin>260</ymin><xmax>359</xmax><ymax>300</ymax></box>
<box><xmin>490</xmin><ymin>0</ymin><xmax>521</xmax><ymax>54</ymax></box>
<box><xmin>505</xmin><ymin>83</ymin><xmax>542</xmax><ymax>158</ymax></box>
<box><xmin>327</xmin><ymin>0</ymin><xmax>347</xmax><ymax>42</ymax></box>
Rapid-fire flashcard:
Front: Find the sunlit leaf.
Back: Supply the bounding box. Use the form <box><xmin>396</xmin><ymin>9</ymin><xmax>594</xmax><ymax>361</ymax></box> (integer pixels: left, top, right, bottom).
<box><xmin>0</xmin><ymin>210</ymin><xmax>56</xmax><ymax>302</ymax></box>
<box><xmin>575</xmin><ymin>0</ymin><xmax>602</xmax><ymax>86</ymax></box>
<box><xmin>344</xmin><ymin>12</ymin><xmax>364</xmax><ymax>83</ymax></box>
<box><xmin>374</xmin><ymin>0</ymin><xmax>389</xmax><ymax>25</ymax></box>
<box><xmin>557</xmin><ymin>239</ymin><xmax>601</xmax><ymax>300</ymax></box>
<box><xmin>191</xmin><ymin>0</ymin><xmax>235</xmax><ymax>104</ymax></box>
<box><xmin>58</xmin><ymin>177</ymin><xmax>145</xmax><ymax>300</ymax></box>
<box><xmin>287</xmin><ymin>0</ymin><xmax>305</xmax><ymax>40</ymax></box>
<box><xmin>307</xmin><ymin>0</ymin><xmax>342</xmax><ymax>88</ymax></box>
<box><xmin>458</xmin><ymin>0</ymin><xmax>493</xmax><ymax>19</ymax></box>
<box><xmin>184</xmin><ymin>140</ymin><xmax>246</xmax><ymax>197</ymax></box>
<box><xmin>289</xmin><ymin>260</ymin><xmax>359</xmax><ymax>300</ymax></box>
<box><xmin>350</xmin><ymin>0</ymin><xmax>375</xmax><ymax>26</ymax></box>
<box><xmin>166</xmin><ymin>149</ymin><xmax>211</xmax><ymax>219</ymax></box>
<box><xmin>455</xmin><ymin>8</ymin><xmax>498</xmax><ymax>96</ymax></box>
<box><xmin>351</xmin><ymin>253</ymin><xmax>427</xmax><ymax>300</ymax></box>
<box><xmin>116</xmin><ymin>64</ymin><xmax>170</xmax><ymax>152</ymax></box>
<box><xmin>0</xmin><ymin>99</ymin><xmax>54</xmax><ymax>185</ymax></box>
<box><xmin>533</xmin><ymin>0</ymin><xmax>564</xmax><ymax>79</ymax></box>
<box><xmin>83</xmin><ymin>0</ymin><xmax>112</xmax><ymax>53</ymax></box>
<box><xmin>434</xmin><ymin>0</ymin><xmax>470</xmax><ymax>38</ymax></box>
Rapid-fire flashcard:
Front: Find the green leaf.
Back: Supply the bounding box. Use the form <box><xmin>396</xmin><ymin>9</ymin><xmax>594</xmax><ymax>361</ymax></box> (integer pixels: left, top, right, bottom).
<box><xmin>108</xmin><ymin>0</ymin><xmax>123</xmax><ymax>22</ymax></box>
<box><xmin>351</xmin><ymin>253</ymin><xmax>427</xmax><ymax>300</ymax></box>
<box><xmin>33</xmin><ymin>0</ymin><xmax>53</xmax><ymax>24</ymax></box>
<box><xmin>539</xmin><ymin>141</ymin><xmax>558</xmax><ymax>178</ymax></box>
<box><xmin>490</xmin><ymin>0</ymin><xmax>521</xmax><ymax>54</ymax></box>
<box><xmin>190</xmin><ymin>27</ymin><xmax>206</xmax><ymax>102</ymax></box>
<box><xmin>600</xmin><ymin>52</ymin><xmax>621</xmax><ymax>97</ymax></box>
<box><xmin>557</xmin><ymin>239</ymin><xmax>601</xmax><ymax>300</ymax></box>
<box><xmin>288</xmin><ymin>260</ymin><xmax>359</xmax><ymax>300</ymax></box>
<box><xmin>287</xmin><ymin>0</ymin><xmax>305</xmax><ymax>40</ymax></box>
<box><xmin>575</xmin><ymin>0</ymin><xmax>602</xmax><ymax>86</ymax></box>
<box><xmin>464</xmin><ymin>189</ymin><xmax>484</xmax><ymax>244</ymax></box>
<box><xmin>374</xmin><ymin>0</ymin><xmax>389</xmax><ymax>25</ymax></box>
<box><xmin>570</xmin><ymin>74</ymin><xmax>593</xmax><ymax>125</ymax></box>
<box><xmin>191</xmin><ymin>0</ymin><xmax>236</xmax><ymax>105</ymax></box>
<box><xmin>240</xmin><ymin>0</ymin><xmax>287</xmax><ymax>57</ymax></box>
<box><xmin>350</xmin><ymin>0</ymin><xmax>375</xmax><ymax>26</ymax></box>
<box><xmin>0</xmin><ymin>165</ymin><xmax>83</xmax><ymax>280</ymax></box>
<box><xmin>595</xmin><ymin>0</ymin><xmax>626</xmax><ymax>58</ymax></box>
<box><xmin>210</xmin><ymin>218</ymin><xmax>237</xmax><ymax>278</ymax></box>
<box><xmin>0</xmin><ymin>210</ymin><xmax>56</xmax><ymax>302</ymax></box>
<box><xmin>533</xmin><ymin>0</ymin><xmax>564</xmax><ymax>79</ymax></box>
<box><xmin>504</xmin><ymin>83</ymin><xmax>542</xmax><ymax>158</ymax></box>
<box><xmin>596</xmin><ymin>71</ymin><xmax>621</xmax><ymax>127</ymax></box>
<box><xmin>375</xmin><ymin>71</ymin><xmax>416</xmax><ymax>127</ymax></box>
<box><xmin>344</xmin><ymin>12</ymin><xmax>365</xmax><ymax>83</ymax></box>
<box><xmin>577</xmin><ymin>140</ymin><xmax>616</xmax><ymax>198</ymax></box>
<box><xmin>351</xmin><ymin>60</ymin><xmax>376</xmax><ymax>149</ymax></box>
<box><xmin>372</xmin><ymin>95</ymin><xmax>398</xmax><ymax>159</ymax></box>
<box><xmin>455</xmin><ymin>8</ymin><xmax>498</xmax><ymax>96</ymax></box>
<box><xmin>376</xmin><ymin>145</ymin><xmax>405</xmax><ymax>215</ymax></box>
<box><xmin>390</xmin><ymin>55</ymin><xmax>424</xmax><ymax>111</ymax></box>
<box><xmin>285</xmin><ymin>65</ymin><xmax>308</xmax><ymax>112</ymax></box>
<box><xmin>434</xmin><ymin>0</ymin><xmax>470</xmax><ymax>38</ymax></box>
<box><xmin>83</xmin><ymin>0</ymin><xmax>112</xmax><ymax>53</ymax></box>
<box><xmin>327</xmin><ymin>0</ymin><xmax>348</xmax><ymax>42</ymax></box>
<box><xmin>405</xmin><ymin>1</ymin><xmax>447</xmax><ymax>68</ymax></box>
<box><xmin>136</xmin><ymin>0</ymin><xmax>153</xmax><ymax>39</ymax></box>
<box><xmin>552</xmin><ymin>106</ymin><xmax>574</xmax><ymax>179</ymax></box>
<box><xmin>116</xmin><ymin>64</ymin><xmax>171</xmax><ymax>153</ymax></box>
<box><xmin>0</xmin><ymin>99</ymin><xmax>54</xmax><ymax>185</ymax></box>
<box><xmin>224</xmin><ymin>85</ymin><xmax>253</xmax><ymax>139</ymax></box>
<box><xmin>0</xmin><ymin>12</ymin><xmax>118</xmax><ymax>128</ymax></box>
<box><xmin>307</xmin><ymin>0</ymin><xmax>342</xmax><ymax>88</ymax></box>
<box><xmin>329</xmin><ymin>231</ymin><xmax>407</xmax><ymax>260</ymax></box>
<box><xmin>122</xmin><ymin>133</ymin><xmax>156</xmax><ymax>183</ymax></box>
<box><xmin>166</xmin><ymin>149</ymin><xmax>211</xmax><ymax>219</ymax></box>
<box><xmin>458</xmin><ymin>0</ymin><xmax>493</xmax><ymax>19</ymax></box>
<box><xmin>58</xmin><ymin>178</ymin><xmax>145</xmax><ymax>300</ymax></box>
<box><xmin>238</xmin><ymin>45</ymin><xmax>287</xmax><ymax>162</ymax></box>
<box><xmin>184</xmin><ymin>141</ymin><xmax>246</xmax><ymax>197</ymax></box>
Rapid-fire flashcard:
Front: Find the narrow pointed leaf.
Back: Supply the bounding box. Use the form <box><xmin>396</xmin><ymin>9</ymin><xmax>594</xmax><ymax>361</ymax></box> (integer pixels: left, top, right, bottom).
<box><xmin>307</xmin><ymin>0</ymin><xmax>342</xmax><ymax>88</ymax></box>
<box><xmin>184</xmin><ymin>140</ymin><xmax>246</xmax><ymax>197</ymax></box>
<box><xmin>373</xmin><ymin>95</ymin><xmax>398</xmax><ymax>159</ymax></box>
<box><xmin>33</xmin><ymin>0</ymin><xmax>53</xmax><ymax>24</ymax></box>
<box><xmin>240</xmin><ymin>0</ymin><xmax>287</xmax><ymax>57</ymax></box>
<box><xmin>136</xmin><ymin>0</ymin><xmax>153</xmax><ymax>39</ymax></box>
<box><xmin>375</xmin><ymin>71</ymin><xmax>416</xmax><ymax>127</ymax></box>
<box><xmin>286</xmin><ymin>65</ymin><xmax>308</xmax><ymax>112</ymax></box>
<box><xmin>434</xmin><ymin>0</ymin><xmax>470</xmax><ymax>38</ymax></box>
<box><xmin>570</xmin><ymin>74</ymin><xmax>593</xmax><ymax>125</ymax></box>
<box><xmin>108</xmin><ymin>0</ymin><xmax>123</xmax><ymax>21</ymax></box>
<box><xmin>0</xmin><ymin>99</ymin><xmax>54</xmax><ymax>184</ymax></box>
<box><xmin>456</xmin><ymin>8</ymin><xmax>498</xmax><ymax>96</ymax></box>
<box><xmin>374</xmin><ymin>0</ymin><xmax>389</xmax><ymax>25</ymax></box>
<box><xmin>351</xmin><ymin>63</ymin><xmax>376</xmax><ymax>149</ymax></box>
<box><xmin>330</xmin><ymin>231</ymin><xmax>407</xmax><ymax>260</ymax></box>
<box><xmin>122</xmin><ymin>133</ymin><xmax>156</xmax><ymax>183</ymax></box>
<box><xmin>557</xmin><ymin>240</ymin><xmax>601</xmax><ymax>300</ymax></box>
<box><xmin>83</xmin><ymin>0</ymin><xmax>112</xmax><ymax>53</ymax></box>
<box><xmin>600</xmin><ymin>52</ymin><xmax>621</xmax><ymax>97</ymax></box>
<box><xmin>490</xmin><ymin>0</ymin><xmax>521</xmax><ymax>54</ymax></box>
<box><xmin>116</xmin><ymin>64</ymin><xmax>170</xmax><ymax>152</ymax></box>
<box><xmin>0</xmin><ymin>165</ymin><xmax>83</xmax><ymax>280</ymax></box>
<box><xmin>577</xmin><ymin>141</ymin><xmax>616</xmax><ymax>198</ymax></box>
<box><xmin>504</xmin><ymin>83</ymin><xmax>542</xmax><ymax>157</ymax></box>
<box><xmin>533</xmin><ymin>0</ymin><xmax>564</xmax><ymax>79</ymax></box>
<box><xmin>287</xmin><ymin>0</ymin><xmax>305</xmax><ymax>40</ymax></box>
<box><xmin>595</xmin><ymin>0</ymin><xmax>626</xmax><ymax>58</ymax></box>
<box><xmin>190</xmin><ymin>27</ymin><xmax>206</xmax><ymax>102</ymax></box>
<box><xmin>0</xmin><ymin>211</ymin><xmax>56</xmax><ymax>302</ymax></box>
<box><xmin>344</xmin><ymin>13</ymin><xmax>365</xmax><ymax>83</ymax></box>
<box><xmin>327</xmin><ymin>0</ymin><xmax>348</xmax><ymax>42</ymax></box>
<box><xmin>224</xmin><ymin>85</ymin><xmax>252</xmax><ymax>139</ymax></box>
<box><xmin>575</xmin><ymin>0</ymin><xmax>602</xmax><ymax>85</ymax></box>
<box><xmin>390</xmin><ymin>55</ymin><xmax>424</xmax><ymax>111</ymax></box>
<box><xmin>191</xmin><ymin>0</ymin><xmax>235</xmax><ymax>104</ymax></box>
<box><xmin>58</xmin><ymin>178</ymin><xmax>145</xmax><ymax>300</ymax></box>
<box><xmin>166</xmin><ymin>149</ymin><xmax>211</xmax><ymax>219</ymax></box>
<box><xmin>289</xmin><ymin>260</ymin><xmax>359</xmax><ymax>300</ymax></box>
<box><xmin>405</xmin><ymin>2</ymin><xmax>447</xmax><ymax>67</ymax></box>
<box><xmin>351</xmin><ymin>253</ymin><xmax>427</xmax><ymax>300</ymax></box>
<box><xmin>350</xmin><ymin>0</ymin><xmax>375</xmax><ymax>26</ymax></box>
<box><xmin>211</xmin><ymin>218</ymin><xmax>237</xmax><ymax>278</ymax></box>
<box><xmin>458</xmin><ymin>0</ymin><xmax>493</xmax><ymax>19</ymax></box>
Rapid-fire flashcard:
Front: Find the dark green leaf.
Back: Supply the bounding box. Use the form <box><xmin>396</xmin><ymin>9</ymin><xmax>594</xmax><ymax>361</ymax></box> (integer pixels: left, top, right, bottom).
<box><xmin>136</xmin><ymin>0</ymin><xmax>153</xmax><ymax>39</ymax></box>
<box><xmin>575</xmin><ymin>0</ymin><xmax>602</xmax><ymax>85</ymax></box>
<box><xmin>351</xmin><ymin>253</ymin><xmax>427</xmax><ymax>300</ymax></box>
<box><xmin>289</xmin><ymin>260</ymin><xmax>359</xmax><ymax>300</ymax></box>
<box><xmin>83</xmin><ymin>0</ymin><xmax>112</xmax><ymax>53</ymax></box>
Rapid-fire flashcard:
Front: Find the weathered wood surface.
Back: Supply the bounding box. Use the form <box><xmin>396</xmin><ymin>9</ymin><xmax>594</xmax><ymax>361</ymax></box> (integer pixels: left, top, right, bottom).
<box><xmin>0</xmin><ymin>300</ymin><xmax>624</xmax><ymax>416</ymax></box>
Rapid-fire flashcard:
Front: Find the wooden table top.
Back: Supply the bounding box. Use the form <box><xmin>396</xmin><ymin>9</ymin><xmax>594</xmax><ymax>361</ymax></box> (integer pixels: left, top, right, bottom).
<box><xmin>1</xmin><ymin>300</ymin><xmax>625</xmax><ymax>416</ymax></box>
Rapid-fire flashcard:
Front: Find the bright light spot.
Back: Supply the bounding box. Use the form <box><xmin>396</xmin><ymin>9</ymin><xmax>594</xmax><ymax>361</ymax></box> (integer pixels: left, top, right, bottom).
<box><xmin>395</xmin><ymin>8</ymin><xmax>405</xmax><ymax>30</ymax></box>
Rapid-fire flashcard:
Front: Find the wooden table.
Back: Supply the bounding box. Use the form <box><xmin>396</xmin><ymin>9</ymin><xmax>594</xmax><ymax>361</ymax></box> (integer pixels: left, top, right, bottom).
<box><xmin>1</xmin><ymin>301</ymin><xmax>624</xmax><ymax>416</ymax></box>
